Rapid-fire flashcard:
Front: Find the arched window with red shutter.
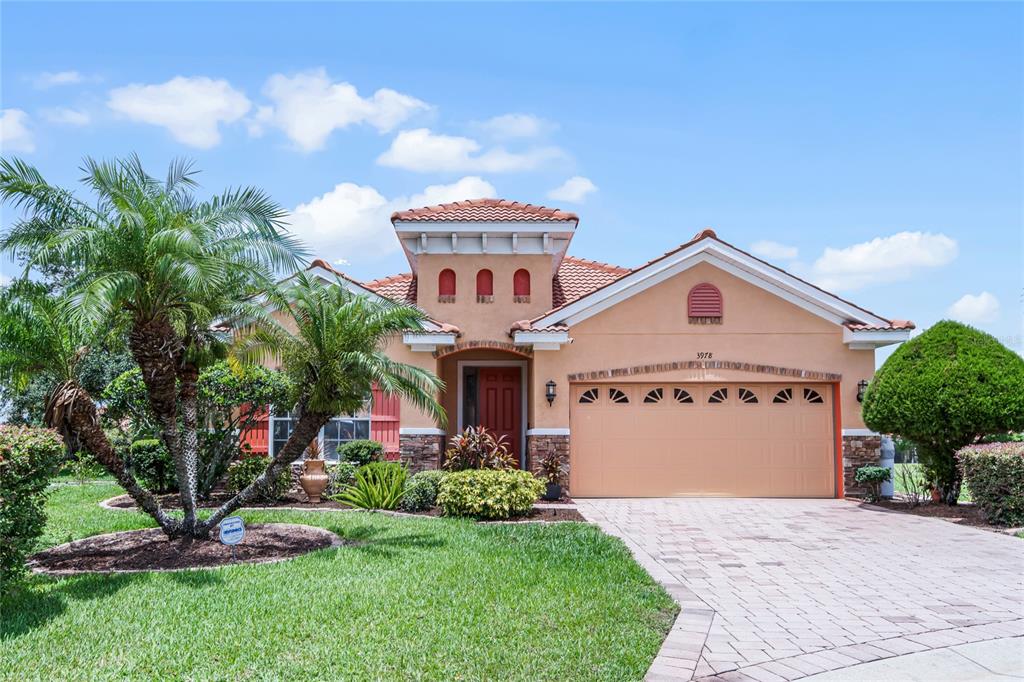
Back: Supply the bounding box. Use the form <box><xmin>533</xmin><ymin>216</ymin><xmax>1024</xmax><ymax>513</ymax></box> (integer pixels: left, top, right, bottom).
<box><xmin>688</xmin><ymin>283</ymin><xmax>723</xmax><ymax>324</ymax></box>
<box><xmin>476</xmin><ymin>269</ymin><xmax>493</xmax><ymax>302</ymax></box>
<box><xmin>513</xmin><ymin>268</ymin><xmax>531</xmax><ymax>302</ymax></box>
<box><xmin>438</xmin><ymin>268</ymin><xmax>456</xmax><ymax>302</ymax></box>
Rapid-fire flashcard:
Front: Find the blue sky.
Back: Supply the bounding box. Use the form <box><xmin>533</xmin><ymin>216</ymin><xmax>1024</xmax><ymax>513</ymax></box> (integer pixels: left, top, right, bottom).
<box><xmin>1</xmin><ymin>2</ymin><xmax>1021</xmax><ymax>358</ymax></box>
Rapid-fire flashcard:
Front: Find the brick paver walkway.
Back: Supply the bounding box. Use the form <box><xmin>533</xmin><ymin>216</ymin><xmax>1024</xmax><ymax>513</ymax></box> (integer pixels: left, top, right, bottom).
<box><xmin>577</xmin><ymin>498</ymin><xmax>1024</xmax><ymax>681</ymax></box>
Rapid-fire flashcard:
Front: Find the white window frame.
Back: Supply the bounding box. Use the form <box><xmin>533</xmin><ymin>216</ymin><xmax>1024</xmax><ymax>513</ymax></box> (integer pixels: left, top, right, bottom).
<box><xmin>268</xmin><ymin>406</ymin><xmax>372</xmax><ymax>461</ymax></box>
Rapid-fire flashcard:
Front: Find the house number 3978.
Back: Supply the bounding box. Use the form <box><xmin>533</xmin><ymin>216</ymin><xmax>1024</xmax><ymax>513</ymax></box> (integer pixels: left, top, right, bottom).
<box><xmin>697</xmin><ymin>352</ymin><xmax>713</xmax><ymax>359</ymax></box>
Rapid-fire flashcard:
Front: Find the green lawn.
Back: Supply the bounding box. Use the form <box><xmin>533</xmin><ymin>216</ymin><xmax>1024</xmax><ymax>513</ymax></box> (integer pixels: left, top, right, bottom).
<box><xmin>2</xmin><ymin>483</ymin><xmax>676</xmax><ymax>681</ymax></box>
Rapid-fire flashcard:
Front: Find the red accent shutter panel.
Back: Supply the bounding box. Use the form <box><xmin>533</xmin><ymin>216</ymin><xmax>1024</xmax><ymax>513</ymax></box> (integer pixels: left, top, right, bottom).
<box><xmin>370</xmin><ymin>385</ymin><xmax>401</xmax><ymax>459</ymax></box>
<box><xmin>476</xmin><ymin>269</ymin><xmax>493</xmax><ymax>296</ymax></box>
<box><xmin>438</xmin><ymin>269</ymin><xmax>456</xmax><ymax>296</ymax></box>
<box><xmin>513</xmin><ymin>269</ymin><xmax>531</xmax><ymax>296</ymax></box>
<box><xmin>688</xmin><ymin>283</ymin><xmax>723</xmax><ymax>317</ymax></box>
<box><xmin>239</xmin><ymin>403</ymin><xmax>270</xmax><ymax>455</ymax></box>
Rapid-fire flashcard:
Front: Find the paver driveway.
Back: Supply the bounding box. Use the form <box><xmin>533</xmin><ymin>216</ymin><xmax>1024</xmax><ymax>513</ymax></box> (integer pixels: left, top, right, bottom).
<box><xmin>577</xmin><ymin>498</ymin><xmax>1024</xmax><ymax>681</ymax></box>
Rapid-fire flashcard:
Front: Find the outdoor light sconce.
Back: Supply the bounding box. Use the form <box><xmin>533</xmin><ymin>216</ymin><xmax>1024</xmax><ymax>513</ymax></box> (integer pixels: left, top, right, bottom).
<box><xmin>856</xmin><ymin>379</ymin><xmax>869</xmax><ymax>403</ymax></box>
<box><xmin>545</xmin><ymin>380</ymin><xmax>557</xmax><ymax>406</ymax></box>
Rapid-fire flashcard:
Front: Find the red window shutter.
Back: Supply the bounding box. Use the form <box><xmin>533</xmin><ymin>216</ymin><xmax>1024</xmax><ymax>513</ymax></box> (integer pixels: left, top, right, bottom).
<box><xmin>239</xmin><ymin>403</ymin><xmax>270</xmax><ymax>455</ymax></box>
<box><xmin>688</xmin><ymin>283</ymin><xmax>723</xmax><ymax>319</ymax></box>
<box><xmin>370</xmin><ymin>385</ymin><xmax>401</xmax><ymax>459</ymax></box>
<box><xmin>438</xmin><ymin>269</ymin><xmax>456</xmax><ymax>296</ymax></box>
<box><xmin>476</xmin><ymin>269</ymin><xmax>493</xmax><ymax>296</ymax></box>
<box><xmin>513</xmin><ymin>269</ymin><xmax>531</xmax><ymax>296</ymax></box>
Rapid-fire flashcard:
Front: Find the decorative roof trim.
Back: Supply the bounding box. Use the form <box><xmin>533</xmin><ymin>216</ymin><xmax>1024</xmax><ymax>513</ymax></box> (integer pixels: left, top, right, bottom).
<box><xmin>432</xmin><ymin>340</ymin><xmax>534</xmax><ymax>359</ymax></box>
<box><xmin>567</xmin><ymin>359</ymin><xmax>842</xmax><ymax>383</ymax></box>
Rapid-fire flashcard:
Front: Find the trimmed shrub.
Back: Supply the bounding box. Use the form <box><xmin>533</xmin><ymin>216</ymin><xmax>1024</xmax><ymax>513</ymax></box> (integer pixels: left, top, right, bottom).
<box><xmin>128</xmin><ymin>439</ymin><xmax>176</xmax><ymax>494</ymax></box>
<box><xmin>437</xmin><ymin>469</ymin><xmax>545</xmax><ymax>520</ymax></box>
<box><xmin>863</xmin><ymin>321</ymin><xmax>1024</xmax><ymax>503</ymax></box>
<box><xmin>854</xmin><ymin>466</ymin><xmax>891</xmax><ymax>503</ymax></box>
<box><xmin>226</xmin><ymin>455</ymin><xmax>291</xmax><ymax>501</ymax></box>
<box><xmin>442</xmin><ymin>426</ymin><xmax>516</xmax><ymax>471</ymax></box>
<box><xmin>324</xmin><ymin>461</ymin><xmax>357</xmax><ymax>498</ymax></box>
<box><xmin>333</xmin><ymin>462</ymin><xmax>407</xmax><ymax>510</ymax></box>
<box><xmin>958</xmin><ymin>443</ymin><xmax>1024</xmax><ymax>526</ymax></box>
<box><xmin>400</xmin><ymin>469</ymin><xmax>447</xmax><ymax>512</ymax></box>
<box><xmin>0</xmin><ymin>425</ymin><xmax>63</xmax><ymax>587</ymax></box>
<box><xmin>338</xmin><ymin>439</ymin><xmax>385</xmax><ymax>467</ymax></box>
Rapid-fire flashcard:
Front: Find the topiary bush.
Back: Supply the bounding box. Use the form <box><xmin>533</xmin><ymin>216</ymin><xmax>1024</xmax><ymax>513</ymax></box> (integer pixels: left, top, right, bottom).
<box><xmin>333</xmin><ymin>461</ymin><xmax>407</xmax><ymax>510</ymax></box>
<box><xmin>958</xmin><ymin>443</ymin><xmax>1024</xmax><ymax>526</ymax></box>
<box><xmin>863</xmin><ymin>321</ymin><xmax>1024</xmax><ymax>504</ymax></box>
<box><xmin>128</xmin><ymin>439</ymin><xmax>176</xmax><ymax>494</ymax></box>
<box><xmin>399</xmin><ymin>469</ymin><xmax>447</xmax><ymax>512</ymax></box>
<box><xmin>338</xmin><ymin>439</ymin><xmax>385</xmax><ymax>467</ymax></box>
<box><xmin>437</xmin><ymin>469</ymin><xmax>545</xmax><ymax>520</ymax></box>
<box><xmin>226</xmin><ymin>455</ymin><xmax>291</xmax><ymax>501</ymax></box>
<box><xmin>854</xmin><ymin>466</ymin><xmax>891</xmax><ymax>503</ymax></box>
<box><xmin>0</xmin><ymin>425</ymin><xmax>64</xmax><ymax>587</ymax></box>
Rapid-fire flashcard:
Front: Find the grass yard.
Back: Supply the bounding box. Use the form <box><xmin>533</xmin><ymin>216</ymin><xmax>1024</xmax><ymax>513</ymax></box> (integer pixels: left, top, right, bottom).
<box><xmin>2</xmin><ymin>483</ymin><xmax>676</xmax><ymax>682</ymax></box>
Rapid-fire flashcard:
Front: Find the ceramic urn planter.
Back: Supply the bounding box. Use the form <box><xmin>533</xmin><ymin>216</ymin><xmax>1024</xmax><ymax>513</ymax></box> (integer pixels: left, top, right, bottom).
<box><xmin>300</xmin><ymin>458</ymin><xmax>329</xmax><ymax>503</ymax></box>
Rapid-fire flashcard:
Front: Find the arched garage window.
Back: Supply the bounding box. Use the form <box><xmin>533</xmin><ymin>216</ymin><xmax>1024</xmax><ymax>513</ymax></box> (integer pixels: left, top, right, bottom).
<box><xmin>438</xmin><ymin>269</ymin><xmax>456</xmax><ymax>302</ymax></box>
<box><xmin>688</xmin><ymin>283</ymin><xmax>722</xmax><ymax>324</ymax></box>
<box><xmin>476</xmin><ymin>269</ymin><xmax>494</xmax><ymax>302</ymax></box>
<box><xmin>513</xmin><ymin>268</ymin><xmax>531</xmax><ymax>302</ymax></box>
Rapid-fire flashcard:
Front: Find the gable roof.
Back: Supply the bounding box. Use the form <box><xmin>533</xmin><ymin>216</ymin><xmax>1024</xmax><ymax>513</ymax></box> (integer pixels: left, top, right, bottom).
<box><xmin>363</xmin><ymin>272</ymin><xmax>417</xmax><ymax>304</ymax></box>
<box><xmin>552</xmin><ymin>256</ymin><xmax>630</xmax><ymax>308</ymax></box>
<box><xmin>391</xmin><ymin>198</ymin><xmax>579</xmax><ymax>224</ymax></box>
<box><xmin>527</xmin><ymin>230</ymin><xmax>914</xmax><ymax>335</ymax></box>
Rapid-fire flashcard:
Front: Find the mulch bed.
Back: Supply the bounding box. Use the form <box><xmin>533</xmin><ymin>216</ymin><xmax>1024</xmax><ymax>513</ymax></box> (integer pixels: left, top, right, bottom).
<box><xmin>29</xmin><ymin>523</ymin><xmax>342</xmax><ymax>575</ymax></box>
<box><xmin>396</xmin><ymin>506</ymin><xmax>586</xmax><ymax>523</ymax></box>
<box><xmin>862</xmin><ymin>499</ymin><xmax>1009</xmax><ymax>531</ymax></box>
<box><xmin>107</xmin><ymin>490</ymin><xmax>350</xmax><ymax>511</ymax></box>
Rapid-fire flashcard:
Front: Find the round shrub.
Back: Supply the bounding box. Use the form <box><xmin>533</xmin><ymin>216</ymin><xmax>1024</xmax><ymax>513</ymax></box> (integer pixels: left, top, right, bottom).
<box><xmin>958</xmin><ymin>442</ymin><xmax>1024</xmax><ymax>526</ymax></box>
<box><xmin>400</xmin><ymin>469</ymin><xmax>447</xmax><ymax>512</ymax></box>
<box><xmin>338</xmin><ymin>439</ymin><xmax>385</xmax><ymax>467</ymax></box>
<box><xmin>863</xmin><ymin>321</ymin><xmax>1024</xmax><ymax>503</ymax></box>
<box><xmin>0</xmin><ymin>425</ymin><xmax>63</xmax><ymax>586</ymax></box>
<box><xmin>128</xmin><ymin>439</ymin><xmax>176</xmax><ymax>494</ymax></box>
<box><xmin>437</xmin><ymin>469</ymin><xmax>545</xmax><ymax>520</ymax></box>
<box><xmin>226</xmin><ymin>455</ymin><xmax>291</xmax><ymax>501</ymax></box>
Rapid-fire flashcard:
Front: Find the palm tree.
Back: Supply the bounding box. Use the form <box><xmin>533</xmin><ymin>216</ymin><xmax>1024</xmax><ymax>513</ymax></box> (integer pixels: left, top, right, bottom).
<box><xmin>0</xmin><ymin>282</ymin><xmax>179</xmax><ymax>533</ymax></box>
<box><xmin>1</xmin><ymin>156</ymin><xmax>304</xmax><ymax>535</ymax></box>
<box><xmin>200</xmin><ymin>272</ymin><xmax>446</xmax><ymax>534</ymax></box>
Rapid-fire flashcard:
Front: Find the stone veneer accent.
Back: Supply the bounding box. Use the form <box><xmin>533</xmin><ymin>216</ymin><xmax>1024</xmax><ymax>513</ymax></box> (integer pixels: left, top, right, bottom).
<box><xmin>526</xmin><ymin>434</ymin><xmax>571</xmax><ymax>494</ymax></box>
<box><xmin>843</xmin><ymin>434</ymin><xmax>882</xmax><ymax>496</ymax></box>
<box><xmin>568</xmin><ymin>358</ymin><xmax>841</xmax><ymax>383</ymax></box>
<box><xmin>399</xmin><ymin>434</ymin><xmax>444</xmax><ymax>474</ymax></box>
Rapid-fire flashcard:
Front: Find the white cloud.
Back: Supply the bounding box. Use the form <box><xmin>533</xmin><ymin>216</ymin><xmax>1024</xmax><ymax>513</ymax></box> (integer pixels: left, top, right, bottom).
<box><xmin>750</xmin><ymin>240</ymin><xmax>799</xmax><ymax>260</ymax></box>
<box><xmin>33</xmin><ymin>71</ymin><xmax>84</xmax><ymax>88</ymax></box>
<box><xmin>547</xmin><ymin>176</ymin><xmax>597</xmax><ymax>204</ymax></box>
<box><xmin>0</xmin><ymin>109</ymin><xmax>35</xmax><ymax>153</ymax></box>
<box><xmin>947</xmin><ymin>292</ymin><xmax>1000</xmax><ymax>324</ymax></box>
<box><xmin>107</xmin><ymin>76</ymin><xmax>251</xmax><ymax>148</ymax></box>
<box><xmin>42</xmin><ymin>107</ymin><xmax>91</xmax><ymax>126</ymax></box>
<box><xmin>289</xmin><ymin>176</ymin><xmax>496</xmax><ymax>263</ymax></box>
<box><xmin>475</xmin><ymin>113</ymin><xmax>552</xmax><ymax>139</ymax></box>
<box><xmin>251</xmin><ymin>69</ymin><xmax>429</xmax><ymax>151</ymax></box>
<box><xmin>810</xmin><ymin>231</ymin><xmax>958</xmax><ymax>291</ymax></box>
<box><xmin>377</xmin><ymin>128</ymin><xmax>564</xmax><ymax>173</ymax></box>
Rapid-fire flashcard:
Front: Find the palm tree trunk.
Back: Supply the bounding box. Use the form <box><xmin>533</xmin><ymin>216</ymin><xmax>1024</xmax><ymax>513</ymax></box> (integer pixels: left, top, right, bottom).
<box><xmin>198</xmin><ymin>409</ymin><xmax>330</xmax><ymax>537</ymax></box>
<box><xmin>127</xmin><ymin>316</ymin><xmax>198</xmax><ymax>531</ymax></box>
<box><xmin>61</xmin><ymin>386</ymin><xmax>180</xmax><ymax>536</ymax></box>
<box><xmin>177</xmin><ymin>362</ymin><xmax>201</xmax><ymax>534</ymax></box>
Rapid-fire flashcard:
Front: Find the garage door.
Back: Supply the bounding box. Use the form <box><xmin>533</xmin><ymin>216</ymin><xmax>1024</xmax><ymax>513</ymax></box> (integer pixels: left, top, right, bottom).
<box><xmin>570</xmin><ymin>382</ymin><xmax>835</xmax><ymax>497</ymax></box>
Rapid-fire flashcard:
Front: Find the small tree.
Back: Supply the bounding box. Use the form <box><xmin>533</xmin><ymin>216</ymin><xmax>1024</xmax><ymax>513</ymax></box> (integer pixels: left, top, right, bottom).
<box><xmin>863</xmin><ymin>321</ymin><xmax>1024</xmax><ymax>504</ymax></box>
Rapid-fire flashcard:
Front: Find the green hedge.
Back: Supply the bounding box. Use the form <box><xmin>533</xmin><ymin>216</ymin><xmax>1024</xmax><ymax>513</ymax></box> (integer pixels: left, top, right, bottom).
<box><xmin>400</xmin><ymin>470</ymin><xmax>447</xmax><ymax>512</ymax></box>
<box><xmin>958</xmin><ymin>443</ymin><xmax>1024</xmax><ymax>526</ymax></box>
<box><xmin>0</xmin><ymin>425</ymin><xmax>64</xmax><ymax>587</ymax></box>
<box><xmin>128</xmin><ymin>439</ymin><xmax>176</xmax><ymax>493</ymax></box>
<box><xmin>226</xmin><ymin>455</ymin><xmax>291</xmax><ymax>501</ymax></box>
<box><xmin>337</xmin><ymin>440</ymin><xmax>384</xmax><ymax>467</ymax></box>
<box><xmin>437</xmin><ymin>469</ymin><xmax>545</xmax><ymax>520</ymax></box>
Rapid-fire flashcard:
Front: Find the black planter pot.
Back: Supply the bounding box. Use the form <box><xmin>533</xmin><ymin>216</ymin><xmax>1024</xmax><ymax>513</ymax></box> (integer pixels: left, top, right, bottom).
<box><xmin>544</xmin><ymin>482</ymin><xmax>562</xmax><ymax>501</ymax></box>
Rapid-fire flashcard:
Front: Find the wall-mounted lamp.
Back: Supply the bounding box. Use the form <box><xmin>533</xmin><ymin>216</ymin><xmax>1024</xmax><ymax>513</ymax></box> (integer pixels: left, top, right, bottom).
<box><xmin>856</xmin><ymin>379</ymin><xmax>869</xmax><ymax>403</ymax></box>
<box><xmin>545</xmin><ymin>380</ymin><xmax>557</xmax><ymax>406</ymax></box>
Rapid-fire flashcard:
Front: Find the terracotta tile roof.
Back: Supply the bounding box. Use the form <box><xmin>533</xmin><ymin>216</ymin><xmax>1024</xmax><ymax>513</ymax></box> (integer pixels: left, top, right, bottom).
<box><xmin>363</xmin><ymin>273</ymin><xmax>417</xmax><ymax>304</ymax></box>
<box><xmin>845</xmin><ymin>320</ymin><xmax>916</xmax><ymax>331</ymax></box>
<box><xmin>552</xmin><ymin>256</ymin><xmax>630</xmax><ymax>308</ymax></box>
<box><xmin>391</xmin><ymin>198</ymin><xmax>578</xmax><ymax>223</ymax></box>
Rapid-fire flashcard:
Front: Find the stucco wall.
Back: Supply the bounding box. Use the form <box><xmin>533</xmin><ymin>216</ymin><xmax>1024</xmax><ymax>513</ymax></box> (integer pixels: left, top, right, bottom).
<box><xmin>529</xmin><ymin>261</ymin><xmax>875</xmax><ymax>430</ymax></box>
<box><xmin>415</xmin><ymin>254</ymin><xmax>554</xmax><ymax>339</ymax></box>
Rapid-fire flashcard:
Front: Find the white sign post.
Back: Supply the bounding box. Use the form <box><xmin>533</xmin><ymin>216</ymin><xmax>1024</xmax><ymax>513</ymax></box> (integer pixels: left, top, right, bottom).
<box><xmin>219</xmin><ymin>516</ymin><xmax>245</xmax><ymax>562</ymax></box>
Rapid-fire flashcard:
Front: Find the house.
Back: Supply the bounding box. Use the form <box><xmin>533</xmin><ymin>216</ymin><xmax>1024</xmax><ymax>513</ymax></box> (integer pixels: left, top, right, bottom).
<box><xmin>246</xmin><ymin>198</ymin><xmax>914</xmax><ymax>498</ymax></box>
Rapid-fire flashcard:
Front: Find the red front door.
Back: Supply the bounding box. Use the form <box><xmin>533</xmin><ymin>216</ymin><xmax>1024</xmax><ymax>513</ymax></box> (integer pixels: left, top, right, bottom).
<box><xmin>477</xmin><ymin>366</ymin><xmax>522</xmax><ymax>466</ymax></box>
